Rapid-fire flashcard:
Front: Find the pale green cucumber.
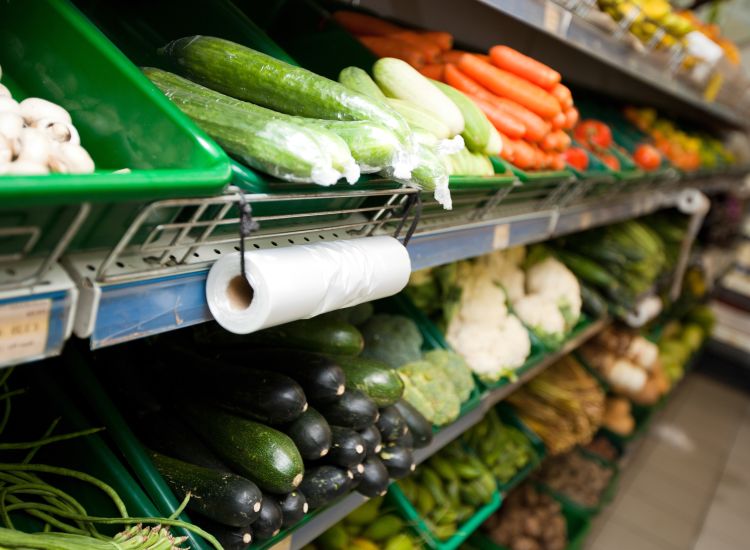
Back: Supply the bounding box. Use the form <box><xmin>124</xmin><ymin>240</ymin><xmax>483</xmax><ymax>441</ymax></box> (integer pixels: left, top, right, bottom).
<box><xmin>431</xmin><ymin>80</ymin><xmax>492</xmax><ymax>154</ymax></box>
<box><xmin>338</xmin><ymin>67</ymin><xmax>387</xmax><ymax>100</ymax></box>
<box><xmin>387</xmin><ymin>99</ymin><xmax>450</xmax><ymax>139</ymax></box>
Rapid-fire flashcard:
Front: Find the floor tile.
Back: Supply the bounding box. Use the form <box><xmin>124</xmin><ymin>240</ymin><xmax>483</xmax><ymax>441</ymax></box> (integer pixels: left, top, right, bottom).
<box><xmin>711</xmin><ymin>470</ymin><xmax>750</xmax><ymax>513</ymax></box>
<box><xmin>585</xmin><ymin>517</ymin><xmax>678</xmax><ymax>550</ymax></box>
<box><xmin>626</xmin><ymin>464</ymin><xmax>712</xmax><ymax>522</ymax></box>
<box><xmin>699</xmin><ymin>504</ymin><xmax>749</xmax><ymax>546</ymax></box>
<box><xmin>694</xmin><ymin>527</ymin><xmax>747</xmax><ymax>550</ymax></box>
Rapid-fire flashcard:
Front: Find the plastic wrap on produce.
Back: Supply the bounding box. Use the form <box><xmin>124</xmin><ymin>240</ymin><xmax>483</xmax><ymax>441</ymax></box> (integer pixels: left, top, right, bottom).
<box><xmin>436</xmin><ymin>134</ymin><xmax>465</xmax><ymax>156</ymax></box>
<box><xmin>206</xmin><ymin>236</ymin><xmax>411</xmax><ymax>334</ymax></box>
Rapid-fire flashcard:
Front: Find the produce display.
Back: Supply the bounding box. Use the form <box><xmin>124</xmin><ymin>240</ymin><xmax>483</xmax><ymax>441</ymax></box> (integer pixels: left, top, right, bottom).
<box><xmin>573</xmin><ymin>119</ymin><xmax>626</xmax><ymax>171</ymax></box>
<box><xmin>397</xmin><ymin>441</ymin><xmax>497</xmax><ymax>541</ymax></box>
<box><xmin>462</xmin><ymin>408</ymin><xmax>537</xmax><ymax>485</ymax></box>
<box><xmin>479</xmin><ymin>483</ymin><xmax>568</xmax><ymax>550</ymax></box>
<box><xmin>583</xmin><ymin>436</ymin><xmax>621</xmax><ymax>463</ymax></box>
<box><xmin>602</xmin><ymin>396</ymin><xmax>636</xmax><ymax>436</ymax></box>
<box><xmin>658</xmin><ymin>305</ymin><xmax>714</xmax><ymax>383</ymax></box>
<box><xmin>507</xmin><ymin>356</ymin><xmax>605</xmax><ymax>455</ymax></box>
<box><xmin>0</xmin><ymin>65</ymin><xmax>95</xmax><ymax>175</ymax></box>
<box><xmin>534</xmin><ymin>450</ymin><xmax>615</xmax><ymax>509</ymax></box>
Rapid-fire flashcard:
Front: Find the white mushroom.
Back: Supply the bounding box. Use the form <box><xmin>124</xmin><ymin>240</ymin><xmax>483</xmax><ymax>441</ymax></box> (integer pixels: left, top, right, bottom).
<box><xmin>35</xmin><ymin>118</ymin><xmax>80</xmax><ymax>145</ymax></box>
<box><xmin>6</xmin><ymin>160</ymin><xmax>49</xmax><ymax>175</ymax></box>
<box><xmin>16</xmin><ymin>128</ymin><xmax>51</xmax><ymax>165</ymax></box>
<box><xmin>0</xmin><ymin>84</ymin><xmax>10</xmax><ymax>99</ymax></box>
<box><xmin>53</xmin><ymin>142</ymin><xmax>94</xmax><ymax>174</ymax></box>
<box><xmin>0</xmin><ymin>136</ymin><xmax>12</xmax><ymax>165</ymax></box>
<box><xmin>0</xmin><ymin>97</ymin><xmax>20</xmax><ymax>115</ymax></box>
<box><xmin>0</xmin><ymin>112</ymin><xmax>24</xmax><ymax>142</ymax></box>
<box><xmin>19</xmin><ymin>97</ymin><xmax>71</xmax><ymax>126</ymax></box>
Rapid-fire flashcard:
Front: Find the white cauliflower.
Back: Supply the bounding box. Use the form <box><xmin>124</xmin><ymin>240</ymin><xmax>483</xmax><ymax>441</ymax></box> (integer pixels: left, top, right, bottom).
<box><xmin>513</xmin><ymin>293</ymin><xmax>566</xmax><ymax>344</ymax></box>
<box><xmin>486</xmin><ymin>250</ymin><xmax>526</xmax><ymax>303</ymax></box>
<box><xmin>453</xmin><ymin>272</ymin><xmax>507</xmax><ymax>325</ymax></box>
<box><xmin>526</xmin><ymin>256</ymin><xmax>582</xmax><ymax>327</ymax></box>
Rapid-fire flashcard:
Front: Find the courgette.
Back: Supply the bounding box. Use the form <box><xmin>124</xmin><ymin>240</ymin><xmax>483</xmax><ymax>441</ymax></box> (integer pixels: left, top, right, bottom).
<box><xmin>319</xmin><ymin>390</ymin><xmax>378</xmax><ymax>431</ymax></box>
<box><xmin>282</xmin><ymin>407</ymin><xmax>332</xmax><ymax>461</ymax></box>
<box><xmin>183</xmin><ymin>404</ymin><xmax>304</xmax><ymax>494</ymax></box>
<box><xmin>323</xmin><ymin>426</ymin><xmax>367</xmax><ymax>468</ymax></box>
<box><xmin>299</xmin><ymin>465</ymin><xmax>353</xmax><ymax>510</ymax></box>
<box><xmin>149</xmin><ymin>451</ymin><xmax>262</xmax><ymax>528</ymax></box>
<box><xmin>431</xmin><ymin>79</ymin><xmax>491</xmax><ymax>153</ymax></box>
<box><xmin>379</xmin><ymin>445</ymin><xmax>415</xmax><ymax>479</ymax></box>
<box><xmin>357</xmin><ymin>457</ymin><xmax>390</xmax><ymax>497</ymax></box>
<box><xmin>387</xmin><ymin>98</ymin><xmax>450</xmax><ymax>139</ymax></box>
<box><xmin>333</xmin><ymin>356</ymin><xmax>404</xmax><ymax>407</ymax></box>
<box><xmin>393</xmin><ymin>427</ymin><xmax>413</xmax><ymax>448</ymax></box>
<box><xmin>393</xmin><ymin>400</ymin><xmax>433</xmax><ymax>449</ymax></box>
<box><xmin>359</xmin><ymin>425</ymin><xmax>383</xmax><ymax>457</ymax></box>
<box><xmin>197</xmin><ymin>518</ymin><xmax>252</xmax><ymax>550</ymax></box>
<box><xmin>338</xmin><ymin>67</ymin><xmax>387</xmax><ymax>100</ymax></box>
<box><xmin>376</xmin><ymin>406</ymin><xmax>408</xmax><ymax>442</ymax></box>
<box><xmin>276</xmin><ymin>491</ymin><xmax>308</xmax><ymax>528</ymax></box>
<box><xmin>160</xmin><ymin>36</ymin><xmax>410</xmax><ymax>141</ymax></box>
<box><xmin>254</xmin><ymin>496</ymin><xmax>283</xmax><ymax>540</ymax></box>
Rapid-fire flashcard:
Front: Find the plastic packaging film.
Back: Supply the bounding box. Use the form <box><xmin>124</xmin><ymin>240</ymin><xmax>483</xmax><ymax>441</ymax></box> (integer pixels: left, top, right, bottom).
<box><xmin>206</xmin><ymin>236</ymin><xmax>411</xmax><ymax>334</ymax></box>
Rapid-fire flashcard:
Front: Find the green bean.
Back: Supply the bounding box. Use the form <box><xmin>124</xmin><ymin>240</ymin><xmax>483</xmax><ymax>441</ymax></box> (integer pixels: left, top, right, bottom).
<box><xmin>24</xmin><ymin>418</ymin><xmax>61</xmax><ymax>464</ymax></box>
<box><xmin>0</xmin><ymin>427</ymin><xmax>104</xmax><ymax>451</ymax></box>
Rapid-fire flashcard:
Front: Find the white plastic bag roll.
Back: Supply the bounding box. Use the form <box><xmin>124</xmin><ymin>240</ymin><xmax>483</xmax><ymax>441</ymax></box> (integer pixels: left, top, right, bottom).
<box><xmin>206</xmin><ymin>236</ymin><xmax>411</xmax><ymax>334</ymax></box>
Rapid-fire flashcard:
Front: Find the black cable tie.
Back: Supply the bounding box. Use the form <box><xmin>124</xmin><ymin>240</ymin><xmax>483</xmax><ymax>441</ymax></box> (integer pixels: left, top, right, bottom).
<box><xmin>393</xmin><ymin>192</ymin><xmax>422</xmax><ymax>247</ymax></box>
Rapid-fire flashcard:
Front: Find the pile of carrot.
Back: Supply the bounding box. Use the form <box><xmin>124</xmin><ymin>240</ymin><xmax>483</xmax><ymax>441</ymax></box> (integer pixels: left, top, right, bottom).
<box><xmin>334</xmin><ymin>10</ymin><xmax>579</xmax><ymax>172</ymax></box>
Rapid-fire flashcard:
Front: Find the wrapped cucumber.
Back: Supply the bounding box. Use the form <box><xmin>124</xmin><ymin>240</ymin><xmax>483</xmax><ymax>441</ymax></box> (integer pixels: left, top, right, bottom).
<box><xmin>338</xmin><ymin>66</ymin><xmax>387</xmax><ymax>100</ymax></box>
<box><xmin>402</xmin><ymin>144</ymin><xmax>452</xmax><ymax>210</ymax></box>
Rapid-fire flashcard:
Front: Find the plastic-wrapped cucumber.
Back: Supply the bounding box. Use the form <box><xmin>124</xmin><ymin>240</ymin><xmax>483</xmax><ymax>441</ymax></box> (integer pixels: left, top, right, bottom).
<box><xmin>145</xmin><ymin>68</ymin><xmax>356</xmax><ymax>184</ymax></box>
<box><xmin>387</xmin><ymin>99</ymin><xmax>450</xmax><ymax>139</ymax></box>
<box><xmin>160</xmin><ymin>36</ymin><xmax>411</xmax><ymax>142</ymax></box>
<box><xmin>431</xmin><ymin>80</ymin><xmax>492</xmax><ymax>154</ymax></box>
<box><xmin>404</xmin><ymin>144</ymin><xmax>452</xmax><ymax>210</ymax></box>
<box><xmin>338</xmin><ymin>66</ymin><xmax>387</xmax><ymax>100</ymax></box>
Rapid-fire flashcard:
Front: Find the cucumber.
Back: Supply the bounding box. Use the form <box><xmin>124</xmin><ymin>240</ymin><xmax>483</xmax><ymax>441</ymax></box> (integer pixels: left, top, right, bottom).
<box><xmin>408</xmin><ymin>143</ymin><xmax>451</xmax><ymax>207</ymax></box>
<box><xmin>195</xmin><ymin>318</ymin><xmax>364</xmax><ymax>356</ymax></box>
<box><xmin>379</xmin><ymin>445</ymin><xmax>415</xmax><ymax>479</ymax></box>
<box><xmin>149</xmin><ymin>451</ymin><xmax>262</xmax><ymax>528</ymax></box>
<box><xmin>393</xmin><ymin>400</ymin><xmax>433</xmax><ymax>449</ymax></box>
<box><xmin>197</xmin><ymin>518</ymin><xmax>253</xmax><ymax>550</ymax></box>
<box><xmin>276</xmin><ymin>491</ymin><xmax>308</xmax><ymax>528</ymax></box>
<box><xmin>282</xmin><ymin>407</ymin><xmax>332</xmax><ymax>460</ymax></box>
<box><xmin>300</xmin><ymin>465</ymin><xmax>353</xmax><ymax>510</ymax></box>
<box><xmin>357</xmin><ymin>457</ymin><xmax>390</xmax><ymax>497</ymax></box>
<box><xmin>338</xmin><ymin>67</ymin><xmax>387</xmax><ymax>100</ymax></box>
<box><xmin>431</xmin><ymin>80</ymin><xmax>491</xmax><ymax>153</ymax></box>
<box><xmin>323</xmin><ymin>426</ymin><xmax>366</xmax><ymax>468</ymax></box>
<box><xmin>359</xmin><ymin>425</ymin><xmax>383</xmax><ymax>457</ymax></box>
<box><xmin>183</xmin><ymin>404</ymin><xmax>304</xmax><ymax>494</ymax></box>
<box><xmin>333</xmin><ymin>356</ymin><xmax>404</xmax><ymax>407</ymax></box>
<box><xmin>160</xmin><ymin>36</ymin><xmax>410</xmax><ymax>140</ymax></box>
<box><xmin>387</xmin><ymin>98</ymin><xmax>450</xmax><ymax>139</ymax></box>
<box><xmin>319</xmin><ymin>390</ymin><xmax>378</xmax><ymax>431</ymax></box>
<box><xmin>485</xmin><ymin>124</ymin><xmax>502</xmax><ymax>156</ymax></box>
<box><xmin>144</xmin><ymin>68</ymin><xmax>341</xmax><ymax>185</ymax></box>
<box><xmin>376</xmin><ymin>406</ymin><xmax>408</xmax><ymax>442</ymax></box>
<box><xmin>254</xmin><ymin>496</ymin><xmax>283</xmax><ymax>540</ymax></box>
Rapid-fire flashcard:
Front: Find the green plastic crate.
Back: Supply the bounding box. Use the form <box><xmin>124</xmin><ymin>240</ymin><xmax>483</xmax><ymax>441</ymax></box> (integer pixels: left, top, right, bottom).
<box><xmin>0</xmin><ymin>0</ymin><xmax>231</xmax><ymax>206</ymax></box>
<box><xmin>491</xmin><ymin>403</ymin><xmax>545</xmax><ymax>494</ymax></box>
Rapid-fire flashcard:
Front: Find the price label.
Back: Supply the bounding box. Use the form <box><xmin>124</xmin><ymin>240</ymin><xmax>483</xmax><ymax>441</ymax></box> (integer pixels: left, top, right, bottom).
<box><xmin>269</xmin><ymin>537</ymin><xmax>291</xmax><ymax>550</ymax></box>
<box><xmin>543</xmin><ymin>1</ymin><xmax>562</xmax><ymax>32</ymax></box>
<box><xmin>0</xmin><ymin>299</ymin><xmax>51</xmax><ymax>364</ymax></box>
<box><xmin>580</xmin><ymin>211</ymin><xmax>593</xmax><ymax>230</ymax></box>
<box><xmin>493</xmin><ymin>224</ymin><xmax>510</xmax><ymax>250</ymax></box>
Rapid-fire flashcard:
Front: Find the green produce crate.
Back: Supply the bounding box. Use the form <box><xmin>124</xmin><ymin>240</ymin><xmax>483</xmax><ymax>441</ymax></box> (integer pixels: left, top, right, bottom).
<box><xmin>465</xmin><ymin>500</ymin><xmax>591</xmax><ymax>550</ymax></box>
<box><xmin>388</xmin><ymin>480</ymin><xmax>502</xmax><ymax>550</ymax></box>
<box><xmin>492</xmin><ymin>403</ymin><xmax>545</xmax><ymax>493</ymax></box>
<box><xmin>0</xmin><ymin>0</ymin><xmax>231</xmax><ymax>206</ymax></box>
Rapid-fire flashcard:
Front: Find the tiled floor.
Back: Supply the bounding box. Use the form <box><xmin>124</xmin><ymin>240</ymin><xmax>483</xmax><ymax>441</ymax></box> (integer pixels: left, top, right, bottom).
<box><xmin>584</xmin><ymin>371</ymin><xmax>750</xmax><ymax>550</ymax></box>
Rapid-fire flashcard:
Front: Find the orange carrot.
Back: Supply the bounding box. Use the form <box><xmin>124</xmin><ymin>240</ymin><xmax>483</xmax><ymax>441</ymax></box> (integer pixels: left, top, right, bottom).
<box><xmin>469</xmin><ymin>95</ymin><xmax>526</xmax><ymax>139</ymax></box>
<box><xmin>509</xmin><ymin>139</ymin><xmax>536</xmax><ymax>169</ymax></box>
<box><xmin>390</xmin><ymin>31</ymin><xmax>442</xmax><ymax>62</ymax></box>
<box><xmin>444</xmin><ymin>64</ymin><xmax>498</xmax><ymax>102</ymax></box>
<box><xmin>459</xmin><ymin>55</ymin><xmax>562</xmax><ymax>119</ymax></box>
<box><xmin>489</xmin><ymin>46</ymin><xmax>561</xmax><ymax>89</ymax></box>
<box><xmin>357</xmin><ymin>36</ymin><xmax>426</xmax><ymax>67</ymax></box>
<box><xmin>499</xmin><ymin>134</ymin><xmax>515</xmax><ymax>162</ymax></box>
<box><xmin>443</xmin><ymin>50</ymin><xmax>490</xmax><ymax>65</ymax></box>
<box><xmin>419</xmin><ymin>31</ymin><xmax>453</xmax><ymax>51</ymax></box>
<box><xmin>563</xmin><ymin>107</ymin><xmax>579</xmax><ymax>130</ymax></box>
<box><xmin>494</xmin><ymin>98</ymin><xmax>550</xmax><ymax>143</ymax></box>
<box><xmin>333</xmin><ymin>11</ymin><xmax>403</xmax><ymax>36</ymax></box>
<box><xmin>540</xmin><ymin>129</ymin><xmax>571</xmax><ymax>152</ymax></box>
<box><xmin>550</xmin><ymin>153</ymin><xmax>566</xmax><ymax>171</ymax></box>
<box><xmin>418</xmin><ymin>63</ymin><xmax>445</xmax><ymax>80</ymax></box>
<box><xmin>550</xmin><ymin>111</ymin><xmax>566</xmax><ymax>130</ymax></box>
<box><xmin>550</xmin><ymin>83</ymin><xmax>573</xmax><ymax>110</ymax></box>
<box><xmin>532</xmin><ymin>145</ymin><xmax>548</xmax><ymax>170</ymax></box>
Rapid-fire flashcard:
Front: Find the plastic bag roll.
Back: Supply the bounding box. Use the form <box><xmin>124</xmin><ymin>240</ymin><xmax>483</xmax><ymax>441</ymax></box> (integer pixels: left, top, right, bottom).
<box><xmin>206</xmin><ymin>236</ymin><xmax>411</xmax><ymax>334</ymax></box>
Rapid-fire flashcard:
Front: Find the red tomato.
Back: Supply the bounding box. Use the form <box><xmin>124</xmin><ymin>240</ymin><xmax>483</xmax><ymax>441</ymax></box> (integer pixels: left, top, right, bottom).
<box><xmin>573</xmin><ymin>119</ymin><xmax>613</xmax><ymax>149</ymax></box>
<box><xmin>564</xmin><ymin>147</ymin><xmax>589</xmax><ymax>171</ymax></box>
<box><xmin>633</xmin><ymin>143</ymin><xmax>662</xmax><ymax>171</ymax></box>
<box><xmin>598</xmin><ymin>152</ymin><xmax>621</xmax><ymax>171</ymax></box>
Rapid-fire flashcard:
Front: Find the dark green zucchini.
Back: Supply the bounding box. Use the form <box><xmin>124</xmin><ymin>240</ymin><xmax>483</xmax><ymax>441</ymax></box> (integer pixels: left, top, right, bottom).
<box><xmin>349</xmin><ymin>462</ymin><xmax>366</xmax><ymax>490</ymax></box>
<box><xmin>149</xmin><ymin>451</ymin><xmax>262</xmax><ymax>527</ymax></box>
<box><xmin>276</xmin><ymin>491</ymin><xmax>308</xmax><ymax>528</ymax></box>
<box><xmin>333</xmin><ymin>356</ymin><xmax>404</xmax><ymax>407</ymax></box>
<box><xmin>393</xmin><ymin>427</ymin><xmax>413</xmax><ymax>449</ymax></box>
<box><xmin>323</xmin><ymin>426</ymin><xmax>366</xmax><ymax>468</ymax></box>
<box><xmin>194</xmin><ymin>318</ymin><xmax>364</xmax><ymax>356</ymax></box>
<box><xmin>282</xmin><ymin>407</ymin><xmax>332</xmax><ymax>461</ymax></box>
<box><xmin>319</xmin><ymin>390</ymin><xmax>378</xmax><ymax>430</ymax></box>
<box><xmin>254</xmin><ymin>496</ymin><xmax>283</xmax><ymax>540</ymax></box>
<box><xmin>393</xmin><ymin>400</ymin><xmax>433</xmax><ymax>449</ymax></box>
<box><xmin>379</xmin><ymin>445</ymin><xmax>415</xmax><ymax>479</ymax></box>
<box><xmin>183</xmin><ymin>404</ymin><xmax>304</xmax><ymax>494</ymax></box>
<box><xmin>196</xmin><ymin>518</ymin><xmax>253</xmax><ymax>550</ymax></box>
<box><xmin>359</xmin><ymin>425</ymin><xmax>383</xmax><ymax>457</ymax></box>
<box><xmin>376</xmin><ymin>406</ymin><xmax>408</xmax><ymax>442</ymax></box>
<box><xmin>357</xmin><ymin>457</ymin><xmax>390</xmax><ymax>497</ymax></box>
<box><xmin>299</xmin><ymin>465</ymin><xmax>353</xmax><ymax>510</ymax></box>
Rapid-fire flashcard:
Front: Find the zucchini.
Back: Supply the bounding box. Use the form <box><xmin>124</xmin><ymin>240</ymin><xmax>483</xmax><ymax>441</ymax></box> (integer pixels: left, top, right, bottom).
<box><xmin>160</xmin><ymin>36</ymin><xmax>410</xmax><ymax>141</ymax></box>
<box><xmin>282</xmin><ymin>407</ymin><xmax>332</xmax><ymax>461</ymax></box>
<box><xmin>323</xmin><ymin>426</ymin><xmax>366</xmax><ymax>468</ymax></box>
<box><xmin>376</xmin><ymin>406</ymin><xmax>408</xmax><ymax>442</ymax></box>
<box><xmin>357</xmin><ymin>457</ymin><xmax>390</xmax><ymax>498</ymax></box>
<box><xmin>276</xmin><ymin>491</ymin><xmax>308</xmax><ymax>528</ymax></box>
<box><xmin>149</xmin><ymin>451</ymin><xmax>262</xmax><ymax>528</ymax></box>
<box><xmin>431</xmin><ymin>80</ymin><xmax>491</xmax><ymax>153</ymax></box>
<box><xmin>299</xmin><ymin>465</ymin><xmax>353</xmax><ymax>510</ymax></box>
<box><xmin>319</xmin><ymin>390</ymin><xmax>378</xmax><ymax>431</ymax></box>
<box><xmin>333</xmin><ymin>356</ymin><xmax>404</xmax><ymax>407</ymax></box>
<box><xmin>379</xmin><ymin>445</ymin><xmax>415</xmax><ymax>479</ymax></box>
<box><xmin>195</xmin><ymin>318</ymin><xmax>364</xmax><ymax>356</ymax></box>
<box><xmin>349</xmin><ymin>462</ymin><xmax>366</xmax><ymax>491</ymax></box>
<box><xmin>144</xmin><ymin>68</ymin><xmax>342</xmax><ymax>185</ymax></box>
<box><xmin>338</xmin><ymin>67</ymin><xmax>387</xmax><ymax>100</ymax></box>
<box><xmin>393</xmin><ymin>427</ymin><xmax>413</xmax><ymax>448</ymax></box>
<box><xmin>374</xmin><ymin>58</ymin><xmax>464</xmax><ymax>135</ymax></box>
<box><xmin>387</xmin><ymin>98</ymin><xmax>450</xmax><ymax>139</ymax></box>
<box><xmin>183</xmin><ymin>404</ymin><xmax>304</xmax><ymax>494</ymax></box>
<box><xmin>197</xmin><ymin>518</ymin><xmax>253</xmax><ymax>550</ymax></box>
<box><xmin>254</xmin><ymin>496</ymin><xmax>283</xmax><ymax>540</ymax></box>
<box><xmin>485</xmin><ymin>124</ymin><xmax>502</xmax><ymax>156</ymax></box>
<box><xmin>359</xmin><ymin>425</ymin><xmax>383</xmax><ymax>457</ymax></box>
<box><xmin>393</xmin><ymin>400</ymin><xmax>433</xmax><ymax>449</ymax></box>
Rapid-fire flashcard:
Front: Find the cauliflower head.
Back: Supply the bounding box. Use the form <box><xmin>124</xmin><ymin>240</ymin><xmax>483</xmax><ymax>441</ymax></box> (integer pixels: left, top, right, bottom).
<box><xmin>513</xmin><ymin>293</ymin><xmax>566</xmax><ymax>347</ymax></box>
<box><xmin>526</xmin><ymin>256</ymin><xmax>582</xmax><ymax>327</ymax></box>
